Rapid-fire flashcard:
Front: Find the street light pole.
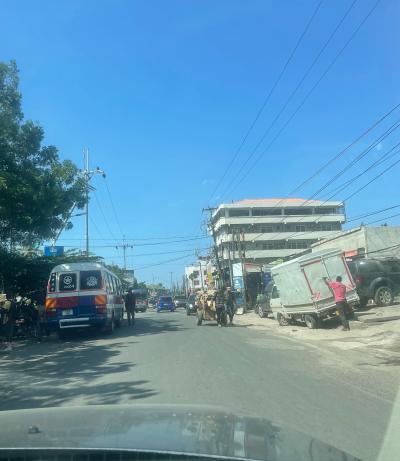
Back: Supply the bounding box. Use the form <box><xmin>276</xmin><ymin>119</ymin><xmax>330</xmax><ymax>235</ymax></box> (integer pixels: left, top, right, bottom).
<box><xmin>170</xmin><ymin>271</ymin><xmax>173</xmax><ymax>293</ymax></box>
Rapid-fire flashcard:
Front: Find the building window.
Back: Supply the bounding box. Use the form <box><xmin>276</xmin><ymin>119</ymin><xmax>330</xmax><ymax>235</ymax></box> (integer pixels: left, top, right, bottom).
<box><xmin>252</xmin><ymin>208</ymin><xmax>281</xmax><ymax>216</ymax></box>
<box><xmin>228</xmin><ymin>209</ymin><xmax>249</xmax><ymax>217</ymax></box>
<box><xmin>284</xmin><ymin>208</ymin><xmax>313</xmax><ymax>215</ymax></box>
<box><xmin>318</xmin><ymin>207</ymin><xmax>337</xmax><ymax>215</ymax></box>
<box><xmin>193</xmin><ymin>280</ymin><xmax>200</xmax><ymax>286</ymax></box>
<box><xmin>262</xmin><ymin>243</ymin><xmax>274</xmax><ymax>250</ymax></box>
<box><xmin>318</xmin><ymin>223</ymin><xmax>333</xmax><ymax>231</ymax></box>
<box><xmin>295</xmin><ymin>225</ymin><xmax>306</xmax><ymax>232</ymax></box>
<box><xmin>261</xmin><ymin>226</ymin><xmax>273</xmax><ymax>233</ymax></box>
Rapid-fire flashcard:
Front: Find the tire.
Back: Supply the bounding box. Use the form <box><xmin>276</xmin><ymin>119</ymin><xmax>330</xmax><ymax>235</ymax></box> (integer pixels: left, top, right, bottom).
<box><xmin>304</xmin><ymin>314</ymin><xmax>318</xmax><ymax>329</ymax></box>
<box><xmin>277</xmin><ymin>312</ymin><xmax>289</xmax><ymax>326</ymax></box>
<box><xmin>374</xmin><ymin>286</ymin><xmax>394</xmax><ymax>307</ymax></box>
<box><xmin>186</xmin><ymin>309</ymin><xmax>190</xmax><ymax>316</ymax></box>
<box><xmin>258</xmin><ymin>304</ymin><xmax>266</xmax><ymax>318</ymax></box>
<box><xmin>197</xmin><ymin>312</ymin><xmax>203</xmax><ymax>326</ymax></box>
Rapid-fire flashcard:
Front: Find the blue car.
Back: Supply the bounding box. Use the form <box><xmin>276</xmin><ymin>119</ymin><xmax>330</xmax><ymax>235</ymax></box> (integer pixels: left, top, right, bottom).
<box><xmin>157</xmin><ymin>296</ymin><xmax>175</xmax><ymax>312</ymax></box>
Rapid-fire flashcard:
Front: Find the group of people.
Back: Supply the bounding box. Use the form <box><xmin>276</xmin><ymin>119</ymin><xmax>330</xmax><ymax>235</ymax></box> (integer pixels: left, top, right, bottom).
<box><xmin>215</xmin><ymin>286</ymin><xmax>236</xmax><ymax>327</ymax></box>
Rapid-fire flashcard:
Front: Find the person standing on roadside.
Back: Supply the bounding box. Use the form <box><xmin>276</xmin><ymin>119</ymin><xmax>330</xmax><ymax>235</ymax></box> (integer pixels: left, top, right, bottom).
<box><xmin>224</xmin><ymin>286</ymin><xmax>236</xmax><ymax>326</ymax></box>
<box><xmin>323</xmin><ymin>276</ymin><xmax>350</xmax><ymax>331</ymax></box>
<box><xmin>125</xmin><ymin>288</ymin><xmax>136</xmax><ymax>326</ymax></box>
<box><xmin>215</xmin><ymin>289</ymin><xmax>226</xmax><ymax>327</ymax></box>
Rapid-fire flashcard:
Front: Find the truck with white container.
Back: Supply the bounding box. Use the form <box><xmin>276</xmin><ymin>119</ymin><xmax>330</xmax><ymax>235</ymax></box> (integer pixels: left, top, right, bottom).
<box><xmin>270</xmin><ymin>249</ymin><xmax>359</xmax><ymax>328</ymax></box>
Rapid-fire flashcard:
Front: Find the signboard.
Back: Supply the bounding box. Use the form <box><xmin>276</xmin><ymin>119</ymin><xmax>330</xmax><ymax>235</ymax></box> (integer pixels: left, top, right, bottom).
<box><xmin>263</xmin><ymin>272</ymin><xmax>272</xmax><ymax>287</ymax></box>
<box><xmin>44</xmin><ymin>246</ymin><xmax>64</xmax><ymax>257</ymax></box>
<box><xmin>123</xmin><ymin>269</ymin><xmax>135</xmax><ymax>285</ymax></box>
<box><xmin>233</xmin><ymin>276</ymin><xmax>243</xmax><ymax>290</ymax></box>
<box><xmin>232</xmin><ymin>263</ymin><xmax>243</xmax><ymax>277</ymax></box>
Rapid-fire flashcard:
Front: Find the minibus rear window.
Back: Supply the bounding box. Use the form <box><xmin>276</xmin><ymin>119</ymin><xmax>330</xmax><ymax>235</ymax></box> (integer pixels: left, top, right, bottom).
<box><xmin>80</xmin><ymin>270</ymin><xmax>102</xmax><ymax>290</ymax></box>
<box><xmin>59</xmin><ymin>273</ymin><xmax>77</xmax><ymax>291</ymax></box>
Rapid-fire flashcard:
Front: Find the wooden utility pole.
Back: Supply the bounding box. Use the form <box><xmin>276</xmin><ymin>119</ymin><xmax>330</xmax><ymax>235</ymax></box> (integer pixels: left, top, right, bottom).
<box><xmin>202</xmin><ymin>207</ymin><xmax>223</xmax><ymax>287</ymax></box>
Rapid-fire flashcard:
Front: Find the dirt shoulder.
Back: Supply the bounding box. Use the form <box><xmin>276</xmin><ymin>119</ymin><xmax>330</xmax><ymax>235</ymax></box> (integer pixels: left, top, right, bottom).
<box><xmin>234</xmin><ymin>311</ymin><xmax>400</xmax><ymax>371</ymax></box>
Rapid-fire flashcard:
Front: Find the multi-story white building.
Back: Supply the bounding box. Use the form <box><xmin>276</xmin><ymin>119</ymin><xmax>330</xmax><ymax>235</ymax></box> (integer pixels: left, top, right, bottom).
<box><xmin>184</xmin><ymin>261</ymin><xmax>216</xmax><ymax>292</ymax></box>
<box><xmin>211</xmin><ymin>198</ymin><xmax>346</xmax><ymax>266</ymax></box>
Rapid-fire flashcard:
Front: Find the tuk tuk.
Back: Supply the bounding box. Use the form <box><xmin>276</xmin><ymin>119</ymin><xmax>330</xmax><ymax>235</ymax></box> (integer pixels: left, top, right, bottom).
<box><xmin>196</xmin><ymin>289</ymin><xmax>226</xmax><ymax>326</ymax></box>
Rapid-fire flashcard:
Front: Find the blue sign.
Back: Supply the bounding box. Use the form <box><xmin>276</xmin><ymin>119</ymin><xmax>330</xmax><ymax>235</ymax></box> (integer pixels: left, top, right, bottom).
<box><xmin>263</xmin><ymin>272</ymin><xmax>272</xmax><ymax>286</ymax></box>
<box><xmin>44</xmin><ymin>246</ymin><xmax>64</xmax><ymax>257</ymax></box>
<box><xmin>233</xmin><ymin>276</ymin><xmax>243</xmax><ymax>290</ymax></box>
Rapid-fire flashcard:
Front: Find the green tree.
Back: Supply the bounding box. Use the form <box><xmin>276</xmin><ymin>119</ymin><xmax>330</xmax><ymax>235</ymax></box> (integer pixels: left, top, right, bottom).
<box><xmin>0</xmin><ymin>61</ymin><xmax>86</xmax><ymax>248</ymax></box>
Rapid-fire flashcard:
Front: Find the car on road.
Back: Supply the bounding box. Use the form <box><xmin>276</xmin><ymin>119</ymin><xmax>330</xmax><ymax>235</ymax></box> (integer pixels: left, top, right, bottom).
<box><xmin>173</xmin><ymin>295</ymin><xmax>187</xmax><ymax>308</ymax></box>
<box><xmin>186</xmin><ymin>294</ymin><xmax>197</xmax><ymax>315</ymax></box>
<box><xmin>156</xmin><ymin>296</ymin><xmax>175</xmax><ymax>312</ymax></box>
<box><xmin>131</xmin><ymin>289</ymin><xmax>148</xmax><ymax>312</ymax></box>
<box><xmin>148</xmin><ymin>297</ymin><xmax>157</xmax><ymax>309</ymax></box>
<box><xmin>347</xmin><ymin>257</ymin><xmax>400</xmax><ymax>307</ymax></box>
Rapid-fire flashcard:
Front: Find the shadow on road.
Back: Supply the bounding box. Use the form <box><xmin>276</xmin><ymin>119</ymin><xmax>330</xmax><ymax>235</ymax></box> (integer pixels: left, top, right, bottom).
<box><xmin>0</xmin><ymin>316</ymin><xmax>192</xmax><ymax>410</ymax></box>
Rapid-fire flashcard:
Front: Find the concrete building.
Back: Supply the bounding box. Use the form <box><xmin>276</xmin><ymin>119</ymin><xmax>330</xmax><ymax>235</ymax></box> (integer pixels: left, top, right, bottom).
<box><xmin>311</xmin><ymin>225</ymin><xmax>400</xmax><ymax>258</ymax></box>
<box><xmin>211</xmin><ymin>198</ymin><xmax>346</xmax><ymax>267</ymax></box>
<box><xmin>185</xmin><ymin>261</ymin><xmax>216</xmax><ymax>292</ymax></box>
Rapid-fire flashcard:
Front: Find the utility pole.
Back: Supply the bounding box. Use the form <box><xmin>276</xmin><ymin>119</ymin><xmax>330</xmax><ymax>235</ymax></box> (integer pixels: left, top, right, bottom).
<box><xmin>202</xmin><ymin>207</ymin><xmax>223</xmax><ymax>287</ymax></box>
<box><xmin>115</xmin><ymin>235</ymin><xmax>133</xmax><ymax>271</ymax></box>
<box><xmin>170</xmin><ymin>272</ymin><xmax>173</xmax><ymax>293</ymax></box>
<box><xmin>82</xmin><ymin>148</ymin><xmax>105</xmax><ymax>259</ymax></box>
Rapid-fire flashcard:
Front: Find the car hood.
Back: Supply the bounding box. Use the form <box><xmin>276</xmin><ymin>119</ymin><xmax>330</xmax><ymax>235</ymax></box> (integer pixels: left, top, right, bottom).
<box><xmin>0</xmin><ymin>404</ymin><xmax>360</xmax><ymax>460</ymax></box>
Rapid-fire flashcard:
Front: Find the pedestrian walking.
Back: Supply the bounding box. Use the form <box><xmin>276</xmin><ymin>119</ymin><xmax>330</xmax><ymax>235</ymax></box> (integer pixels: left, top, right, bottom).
<box><xmin>224</xmin><ymin>287</ymin><xmax>236</xmax><ymax>326</ymax></box>
<box><xmin>324</xmin><ymin>276</ymin><xmax>350</xmax><ymax>331</ymax></box>
<box><xmin>215</xmin><ymin>289</ymin><xmax>226</xmax><ymax>327</ymax></box>
<box><xmin>1</xmin><ymin>299</ymin><xmax>14</xmax><ymax>351</ymax></box>
<box><xmin>125</xmin><ymin>288</ymin><xmax>136</xmax><ymax>326</ymax></box>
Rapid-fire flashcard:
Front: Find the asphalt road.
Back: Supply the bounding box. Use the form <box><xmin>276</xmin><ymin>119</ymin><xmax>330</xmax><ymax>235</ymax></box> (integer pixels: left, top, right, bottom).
<box><xmin>1</xmin><ymin>309</ymin><xmax>399</xmax><ymax>461</ymax></box>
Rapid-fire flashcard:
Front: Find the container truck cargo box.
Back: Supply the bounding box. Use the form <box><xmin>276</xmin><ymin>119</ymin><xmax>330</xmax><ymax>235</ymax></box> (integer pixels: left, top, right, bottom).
<box><xmin>270</xmin><ymin>249</ymin><xmax>359</xmax><ymax>328</ymax></box>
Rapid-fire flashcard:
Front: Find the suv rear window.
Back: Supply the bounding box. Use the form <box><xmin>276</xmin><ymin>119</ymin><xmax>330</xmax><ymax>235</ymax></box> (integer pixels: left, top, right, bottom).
<box><xmin>80</xmin><ymin>270</ymin><xmax>102</xmax><ymax>290</ymax></box>
<box><xmin>161</xmin><ymin>297</ymin><xmax>172</xmax><ymax>302</ymax></box>
<box><xmin>59</xmin><ymin>273</ymin><xmax>77</xmax><ymax>291</ymax></box>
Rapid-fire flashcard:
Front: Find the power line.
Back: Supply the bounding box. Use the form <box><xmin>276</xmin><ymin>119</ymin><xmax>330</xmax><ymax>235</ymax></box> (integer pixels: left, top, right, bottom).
<box><xmin>343</xmin><ymin>156</ymin><xmax>400</xmax><ymax>201</ymax></box>
<box><xmin>103</xmin><ymin>177</ymin><xmax>124</xmax><ymax>236</ymax></box>
<box><xmin>224</xmin><ymin>0</ymin><xmax>382</xmax><ymax>199</ymax></box>
<box><xmin>365</xmin><ymin>212</ymin><xmax>400</xmax><ymax>225</ymax></box>
<box><xmin>322</xmin><ymin>142</ymin><xmax>400</xmax><ymax>199</ymax></box>
<box><xmin>218</xmin><ymin>0</ymin><xmax>357</xmax><ymax>202</ymax></box>
<box><xmin>134</xmin><ymin>253</ymin><xmax>197</xmax><ymax>271</ymax></box>
<box><xmin>102</xmin><ymin>246</ymin><xmax>213</xmax><ymax>259</ymax></box>
<box><xmin>250</xmin><ymin>117</ymin><xmax>400</xmax><ymax>244</ymax></box>
<box><xmin>92</xmin><ymin>188</ymin><xmax>118</xmax><ymax>240</ymax></box>
<box><xmin>59</xmin><ymin>235</ymin><xmax>210</xmax><ymax>248</ymax></box>
<box><xmin>305</xmin><ymin>119</ymin><xmax>400</xmax><ymax>201</ymax></box>
<box><xmin>207</xmin><ymin>0</ymin><xmax>324</xmax><ymax>205</ymax></box>
<box><xmin>347</xmin><ymin>204</ymin><xmax>400</xmax><ymax>223</ymax></box>
<box><xmin>275</xmin><ymin>155</ymin><xmax>400</xmax><ymax>242</ymax></box>
<box><xmin>56</xmin><ymin>234</ymin><xmax>208</xmax><ymax>242</ymax></box>
<box><xmin>89</xmin><ymin>215</ymin><xmax>106</xmax><ymax>240</ymax></box>
<box><xmin>291</xmin><ymin>102</ymin><xmax>400</xmax><ymax>196</ymax></box>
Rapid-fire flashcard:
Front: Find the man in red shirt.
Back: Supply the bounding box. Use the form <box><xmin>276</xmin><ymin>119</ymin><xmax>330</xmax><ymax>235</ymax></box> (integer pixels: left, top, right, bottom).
<box><xmin>324</xmin><ymin>276</ymin><xmax>350</xmax><ymax>331</ymax></box>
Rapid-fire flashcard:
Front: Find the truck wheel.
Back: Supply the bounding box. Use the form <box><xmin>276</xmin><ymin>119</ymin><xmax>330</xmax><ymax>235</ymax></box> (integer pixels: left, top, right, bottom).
<box><xmin>304</xmin><ymin>314</ymin><xmax>318</xmax><ymax>329</ymax></box>
<box><xmin>197</xmin><ymin>312</ymin><xmax>203</xmax><ymax>326</ymax></box>
<box><xmin>374</xmin><ymin>286</ymin><xmax>393</xmax><ymax>307</ymax></box>
<box><xmin>277</xmin><ymin>312</ymin><xmax>288</xmax><ymax>326</ymax></box>
<box><xmin>186</xmin><ymin>309</ymin><xmax>190</xmax><ymax>316</ymax></box>
<box><xmin>257</xmin><ymin>305</ymin><xmax>265</xmax><ymax>318</ymax></box>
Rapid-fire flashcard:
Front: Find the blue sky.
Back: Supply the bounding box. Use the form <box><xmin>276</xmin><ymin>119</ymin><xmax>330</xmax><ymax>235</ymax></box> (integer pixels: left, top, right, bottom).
<box><xmin>1</xmin><ymin>0</ymin><xmax>399</xmax><ymax>286</ymax></box>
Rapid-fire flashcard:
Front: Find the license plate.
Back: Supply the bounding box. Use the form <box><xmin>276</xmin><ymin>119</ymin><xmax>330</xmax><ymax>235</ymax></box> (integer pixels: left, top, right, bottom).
<box><xmin>62</xmin><ymin>309</ymin><xmax>73</xmax><ymax>316</ymax></box>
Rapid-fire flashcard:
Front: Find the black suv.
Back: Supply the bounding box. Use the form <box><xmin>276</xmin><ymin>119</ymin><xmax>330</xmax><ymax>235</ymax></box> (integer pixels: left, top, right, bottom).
<box><xmin>347</xmin><ymin>257</ymin><xmax>400</xmax><ymax>307</ymax></box>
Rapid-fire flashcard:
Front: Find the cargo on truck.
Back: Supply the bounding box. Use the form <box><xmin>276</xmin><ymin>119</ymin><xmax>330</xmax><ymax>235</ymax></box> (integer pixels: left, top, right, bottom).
<box><xmin>270</xmin><ymin>249</ymin><xmax>359</xmax><ymax>328</ymax></box>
